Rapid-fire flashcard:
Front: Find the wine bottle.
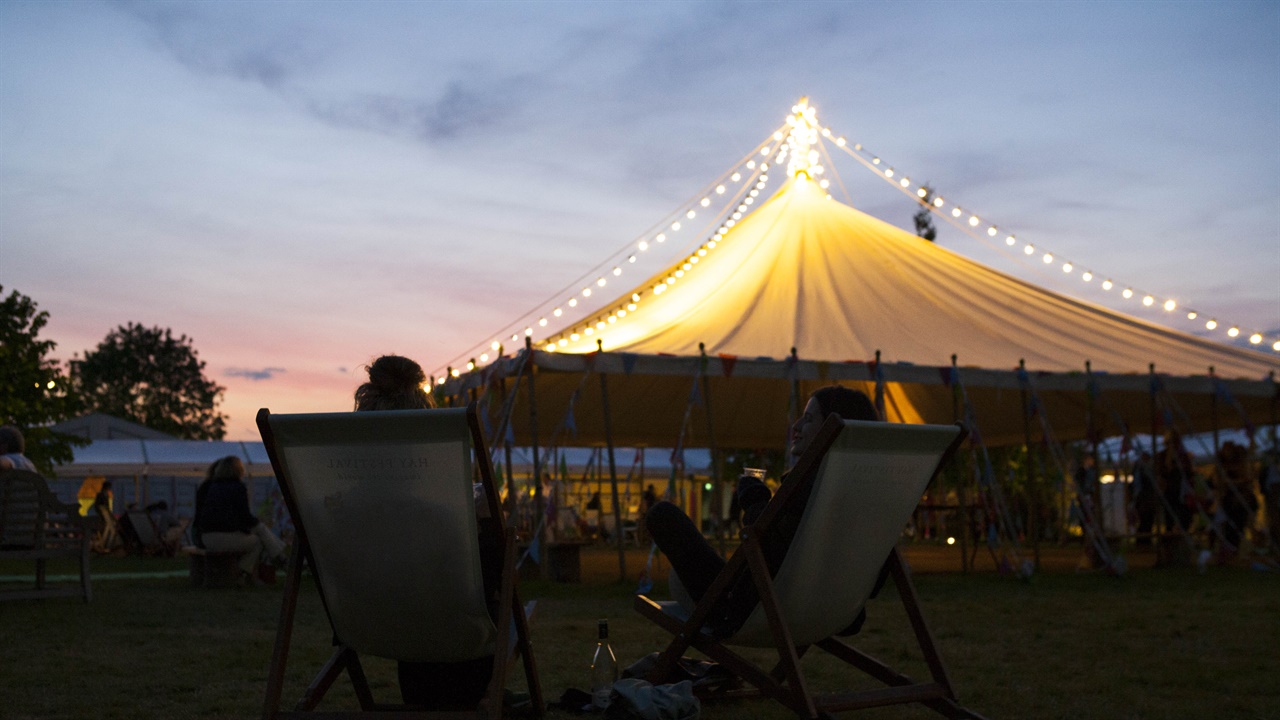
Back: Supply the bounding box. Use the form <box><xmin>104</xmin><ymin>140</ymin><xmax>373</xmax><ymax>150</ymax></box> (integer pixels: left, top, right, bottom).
<box><xmin>589</xmin><ymin>618</ymin><xmax>618</xmax><ymax>710</ymax></box>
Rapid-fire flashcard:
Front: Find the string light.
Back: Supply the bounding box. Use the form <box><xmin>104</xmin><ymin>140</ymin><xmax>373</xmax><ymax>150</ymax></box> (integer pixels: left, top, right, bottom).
<box><xmin>831</xmin><ymin>128</ymin><xmax>1277</xmax><ymax>353</ymax></box>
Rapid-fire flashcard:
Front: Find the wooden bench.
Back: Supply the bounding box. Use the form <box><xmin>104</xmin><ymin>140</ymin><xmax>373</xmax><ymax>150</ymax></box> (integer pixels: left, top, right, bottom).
<box><xmin>0</xmin><ymin>469</ymin><xmax>92</xmax><ymax>602</ymax></box>
<box><xmin>182</xmin><ymin>545</ymin><xmax>244</xmax><ymax>588</ymax></box>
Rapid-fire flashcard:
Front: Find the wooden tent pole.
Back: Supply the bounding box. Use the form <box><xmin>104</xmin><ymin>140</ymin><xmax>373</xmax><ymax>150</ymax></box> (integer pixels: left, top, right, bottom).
<box><xmin>699</xmin><ymin>343</ymin><xmax>726</xmax><ymax>557</ymax></box>
<box><xmin>951</xmin><ymin>354</ymin><xmax>969</xmax><ymax>573</ymax></box>
<box><xmin>597</xmin><ymin>341</ymin><xmax>627</xmax><ymax>582</ymax></box>
<box><xmin>1086</xmin><ymin>361</ymin><xmax>1102</xmax><ymax>550</ymax></box>
<box><xmin>1019</xmin><ymin>359</ymin><xmax>1040</xmax><ymax>570</ymax></box>
<box><xmin>1209</xmin><ymin>366</ymin><xmax>1220</xmax><ymax>455</ymax></box>
<box><xmin>524</xmin><ymin>337</ymin><xmax>546</xmax><ymax>581</ymax></box>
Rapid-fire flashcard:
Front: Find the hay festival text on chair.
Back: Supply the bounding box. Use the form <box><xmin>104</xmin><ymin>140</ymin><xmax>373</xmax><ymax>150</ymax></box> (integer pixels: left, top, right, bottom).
<box><xmin>257</xmin><ymin>403</ymin><xmax>542</xmax><ymax>719</ymax></box>
<box><xmin>634</xmin><ymin>416</ymin><xmax>989</xmax><ymax>719</ymax></box>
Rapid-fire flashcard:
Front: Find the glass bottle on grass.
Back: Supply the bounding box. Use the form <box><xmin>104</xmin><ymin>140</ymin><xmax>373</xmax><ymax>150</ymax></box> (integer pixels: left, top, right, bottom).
<box><xmin>590</xmin><ymin>618</ymin><xmax>618</xmax><ymax>710</ymax></box>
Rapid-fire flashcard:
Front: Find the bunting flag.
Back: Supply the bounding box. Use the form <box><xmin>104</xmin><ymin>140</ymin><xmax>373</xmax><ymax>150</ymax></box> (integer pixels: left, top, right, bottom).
<box><xmin>718</xmin><ymin>353</ymin><xmax>738</xmax><ymax>377</ymax></box>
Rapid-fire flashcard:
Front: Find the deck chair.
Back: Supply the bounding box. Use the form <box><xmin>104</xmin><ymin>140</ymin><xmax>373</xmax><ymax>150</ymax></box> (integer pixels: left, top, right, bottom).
<box><xmin>634</xmin><ymin>417</ymin><xmax>988</xmax><ymax>720</ymax></box>
<box><xmin>125</xmin><ymin>509</ymin><xmax>166</xmax><ymax>556</ymax></box>
<box><xmin>257</xmin><ymin>404</ymin><xmax>543</xmax><ymax>719</ymax></box>
<box><xmin>0</xmin><ymin>469</ymin><xmax>93</xmax><ymax>602</ymax></box>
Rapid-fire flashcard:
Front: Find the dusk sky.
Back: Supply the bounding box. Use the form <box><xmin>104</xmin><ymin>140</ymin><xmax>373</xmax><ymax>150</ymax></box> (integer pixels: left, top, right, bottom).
<box><xmin>3</xmin><ymin>1</ymin><xmax>1277</xmax><ymax>440</ymax></box>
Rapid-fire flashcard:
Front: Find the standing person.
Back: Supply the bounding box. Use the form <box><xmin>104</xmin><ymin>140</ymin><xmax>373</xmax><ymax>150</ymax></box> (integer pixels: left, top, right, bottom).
<box><xmin>1214</xmin><ymin>441</ymin><xmax>1256</xmax><ymax>562</ymax></box>
<box><xmin>353</xmin><ymin>354</ymin><xmax>501</xmax><ymax>711</ymax></box>
<box><xmin>645</xmin><ymin>385</ymin><xmax>880</xmax><ymax>638</ymax></box>
<box><xmin>0</xmin><ymin>425</ymin><xmax>37</xmax><ymax>472</ymax></box>
<box><xmin>194</xmin><ymin>455</ymin><xmax>288</xmax><ymax>582</ymax></box>
<box><xmin>1131</xmin><ymin>452</ymin><xmax>1159</xmax><ymax>547</ymax></box>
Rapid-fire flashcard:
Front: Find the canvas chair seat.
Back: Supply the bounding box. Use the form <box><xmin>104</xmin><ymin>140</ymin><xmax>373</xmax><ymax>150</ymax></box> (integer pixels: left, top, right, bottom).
<box><xmin>635</xmin><ymin>417</ymin><xmax>988</xmax><ymax>719</ymax></box>
<box><xmin>258</xmin><ymin>404</ymin><xmax>542</xmax><ymax>718</ymax></box>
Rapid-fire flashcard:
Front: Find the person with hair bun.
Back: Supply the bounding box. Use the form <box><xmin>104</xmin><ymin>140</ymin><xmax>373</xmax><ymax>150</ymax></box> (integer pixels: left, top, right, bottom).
<box><xmin>354</xmin><ymin>354</ymin><xmax>501</xmax><ymax>710</ymax></box>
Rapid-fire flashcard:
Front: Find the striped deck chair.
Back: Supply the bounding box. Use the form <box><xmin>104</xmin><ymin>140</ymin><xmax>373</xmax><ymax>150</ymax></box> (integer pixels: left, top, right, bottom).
<box><xmin>635</xmin><ymin>418</ymin><xmax>988</xmax><ymax>719</ymax></box>
<box><xmin>257</xmin><ymin>404</ymin><xmax>542</xmax><ymax>719</ymax></box>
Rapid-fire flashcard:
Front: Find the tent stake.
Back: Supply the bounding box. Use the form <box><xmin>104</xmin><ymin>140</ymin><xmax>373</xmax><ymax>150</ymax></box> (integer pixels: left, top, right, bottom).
<box><xmin>597</xmin><ymin>341</ymin><xmax>627</xmax><ymax>582</ymax></box>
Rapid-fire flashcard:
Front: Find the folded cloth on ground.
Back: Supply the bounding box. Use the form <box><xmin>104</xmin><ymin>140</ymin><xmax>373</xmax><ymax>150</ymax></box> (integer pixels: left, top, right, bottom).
<box><xmin>605</xmin><ymin>679</ymin><xmax>699</xmax><ymax>720</ymax></box>
<box><xmin>622</xmin><ymin>653</ymin><xmax>733</xmax><ymax>689</ymax></box>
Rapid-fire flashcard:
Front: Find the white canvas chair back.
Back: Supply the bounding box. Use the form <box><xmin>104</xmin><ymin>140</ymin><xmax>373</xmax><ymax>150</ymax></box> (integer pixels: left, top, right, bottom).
<box><xmin>731</xmin><ymin>420</ymin><xmax>962</xmax><ymax>647</ymax></box>
<box><xmin>264</xmin><ymin>408</ymin><xmax>496</xmax><ymax>663</ymax></box>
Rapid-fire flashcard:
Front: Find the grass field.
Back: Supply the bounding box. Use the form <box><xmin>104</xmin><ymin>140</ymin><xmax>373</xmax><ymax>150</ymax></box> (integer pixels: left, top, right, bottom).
<box><xmin>2</xmin><ymin>547</ymin><xmax>1277</xmax><ymax>720</ymax></box>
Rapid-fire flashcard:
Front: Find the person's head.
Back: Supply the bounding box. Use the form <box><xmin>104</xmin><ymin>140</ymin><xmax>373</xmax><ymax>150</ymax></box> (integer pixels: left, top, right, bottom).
<box><xmin>100</xmin><ymin>480</ymin><xmax>113</xmax><ymax>493</ymax></box>
<box><xmin>0</xmin><ymin>425</ymin><xmax>25</xmax><ymax>455</ymax></box>
<box><xmin>790</xmin><ymin>386</ymin><xmax>878</xmax><ymax>457</ymax></box>
<box><xmin>354</xmin><ymin>354</ymin><xmax>434</xmax><ymax>412</ymax></box>
<box><xmin>207</xmin><ymin>455</ymin><xmax>245</xmax><ymax>483</ymax></box>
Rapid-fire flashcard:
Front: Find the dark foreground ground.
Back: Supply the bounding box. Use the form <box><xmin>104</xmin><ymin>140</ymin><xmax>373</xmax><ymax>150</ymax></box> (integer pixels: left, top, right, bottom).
<box><xmin>2</xmin><ymin>543</ymin><xmax>1277</xmax><ymax>720</ymax></box>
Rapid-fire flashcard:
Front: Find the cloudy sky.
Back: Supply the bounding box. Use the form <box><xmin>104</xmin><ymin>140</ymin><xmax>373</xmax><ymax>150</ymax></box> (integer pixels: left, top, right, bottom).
<box><xmin>3</xmin><ymin>0</ymin><xmax>1277</xmax><ymax>440</ymax></box>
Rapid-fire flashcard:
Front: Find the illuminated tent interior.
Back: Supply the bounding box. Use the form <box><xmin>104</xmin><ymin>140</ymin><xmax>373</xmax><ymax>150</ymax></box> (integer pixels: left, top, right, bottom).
<box><xmin>440</xmin><ymin>101</ymin><xmax>1278</xmax><ymax>451</ymax></box>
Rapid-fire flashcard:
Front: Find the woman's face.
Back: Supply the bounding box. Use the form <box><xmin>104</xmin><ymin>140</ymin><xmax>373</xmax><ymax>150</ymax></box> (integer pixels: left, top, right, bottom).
<box><xmin>790</xmin><ymin>397</ymin><xmax>824</xmax><ymax>458</ymax></box>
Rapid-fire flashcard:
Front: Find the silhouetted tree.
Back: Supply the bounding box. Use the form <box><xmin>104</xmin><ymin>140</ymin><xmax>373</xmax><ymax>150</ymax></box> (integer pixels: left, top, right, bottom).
<box><xmin>71</xmin><ymin>323</ymin><xmax>227</xmax><ymax>439</ymax></box>
<box><xmin>0</xmin><ymin>286</ymin><xmax>85</xmax><ymax>474</ymax></box>
<box><xmin>914</xmin><ymin>184</ymin><xmax>938</xmax><ymax>242</ymax></box>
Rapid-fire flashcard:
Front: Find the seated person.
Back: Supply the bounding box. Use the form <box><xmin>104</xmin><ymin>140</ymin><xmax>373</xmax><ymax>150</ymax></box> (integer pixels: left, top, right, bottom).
<box><xmin>0</xmin><ymin>425</ymin><xmax>38</xmax><ymax>472</ymax></box>
<box><xmin>354</xmin><ymin>354</ymin><xmax>503</xmax><ymax>711</ymax></box>
<box><xmin>646</xmin><ymin>385</ymin><xmax>883</xmax><ymax>637</ymax></box>
<box><xmin>194</xmin><ymin>455</ymin><xmax>288</xmax><ymax>581</ymax></box>
<box><xmin>147</xmin><ymin>500</ymin><xmax>190</xmax><ymax>549</ymax></box>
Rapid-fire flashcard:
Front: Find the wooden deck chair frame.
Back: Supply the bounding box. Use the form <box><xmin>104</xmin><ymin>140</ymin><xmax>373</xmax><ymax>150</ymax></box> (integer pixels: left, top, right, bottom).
<box><xmin>634</xmin><ymin>416</ymin><xmax>988</xmax><ymax>720</ymax></box>
<box><xmin>0</xmin><ymin>469</ymin><xmax>93</xmax><ymax>602</ymax></box>
<box><xmin>257</xmin><ymin>403</ymin><xmax>543</xmax><ymax>719</ymax></box>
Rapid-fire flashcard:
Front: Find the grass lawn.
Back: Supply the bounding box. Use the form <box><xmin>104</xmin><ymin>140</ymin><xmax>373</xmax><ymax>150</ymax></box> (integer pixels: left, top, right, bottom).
<box><xmin>1</xmin><ymin>548</ymin><xmax>1277</xmax><ymax>720</ymax></box>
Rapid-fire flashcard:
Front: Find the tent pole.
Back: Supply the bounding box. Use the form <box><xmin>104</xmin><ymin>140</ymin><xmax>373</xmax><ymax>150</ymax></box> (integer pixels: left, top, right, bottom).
<box><xmin>597</xmin><ymin>341</ymin><xmax>627</xmax><ymax>582</ymax></box>
<box><xmin>951</xmin><ymin>354</ymin><xmax>969</xmax><ymax>573</ymax></box>
<box><xmin>1086</xmin><ymin>361</ymin><xmax>1104</xmax><ymax>556</ymax></box>
<box><xmin>499</xmin><ymin>372</ymin><xmax>516</xmax><ymax>508</ymax></box>
<box><xmin>699</xmin><ymin>344</ymin><xmax>726</xmax><ymax>558</ymax></box>
<box><xmin>1209</xmin><ymin>366</ymin><xmax>1220</xmax><ymax>455</ymax></box>
<box><xmin>1019</xmin><ymin>359</ymin><xmax>1040</xmax><ymax>571</ymax></box>
<box><xmin>1271</xmin><ymin>371</ymin><xmax>1278</xmax><ymax>452</ymax></box>
<box><xmin>524</xmin><ymin>338</ymin><xmax>547</xmax><ymax>581</ymax></box>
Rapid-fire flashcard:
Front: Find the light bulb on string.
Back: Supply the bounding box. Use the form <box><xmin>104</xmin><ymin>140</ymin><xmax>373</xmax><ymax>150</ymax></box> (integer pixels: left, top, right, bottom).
<box><xmin>1006</xmin><ymin>236</ymin><xmax>1016</xmax><ymax>246</ymax></box>
<box><xmin>491</xmin><ymin>341</ymin><xmax>501</xmax><ymax>351</ymax></box>
<box><xmin>987</xmin><ymin>227</ymin><xmax>998</xmax><ymax>237</ymax></box>
<box><xmin>1082</xmin><ymin>272</ymin><xmax>1093</xmax><ymax>282</ymax></box>
<box><xmin>1042</xmin><ymin>253</ymin><xmax>1053</xmax><ymax>264</ymax></box>
<box><xmin>700</xmin><ymin>198</ymin><xmax>710</xmax><ymax>207</ymax></box>
<box><xmin>1062</xmin><ymin>263</ymin><xmax>1073</xmax><ymax>273</ymax></box>
<box><xmin>933</xmin><ymin>197</ymin><xmax>944</xmax><ymax>207</ymax></box>
<box><xmin>1228</xmin><ymin>327</ymin><xmax>1240</xmax><ymax>337</ymax></box>
<box><xmin>1163</xmin><ymin>300</ymin><xmax>1176</xmax><ymax>311</ymax></box>
<box><xmin>569</xmin><ymin>298</ymin><xmax>578</xmax><ymax>307</ymax></box>
<box><xmin>951</xmin><ymin>208</ymin><xmax>962</xmax><ymax>218</ymax></box>
<box><xmin>553</xmin><ymin>308</ymin><xmax>562</xmax><ymax>317</ymax></box>
<box><xmin>671</xmin><ymin>221</ymin><xmax>681</xmax><ymax>230</ymax></box>
<box><xmin>1205</xmin><ymin>319</ymin><xmax>1218</xmax><ymax>330</ymax></box>
<box><xmin>1024</xmin><ymin>245</ymin><xmax>1035</xmax><ymax>255</ymax></box>
<box><xmin>716</xmin><ymin>185</ymin><xmax>726</xmax><ymax>194</ymax></box>
<box><xmin>1186</xmin><ymin>311</ymin><xmax>1197</xmax><ymax>320</ymax></box>
<box><xmin>656</xmin><ymin>233</ymin><xmax>666</xmax><ymax>243</ymax></box>
<box><xmin>612</xmin><ymin>267</ymin><xmax>621</xmax><ymax>276</ymax></box>
<box><xmin>538</xmin><ymin>318</ymin><xmax>548</xmax><ymax>327</ymax></box>
<box><xmin>1122</xmin><ymin>288</ymin><xmax>1133</xmax><ymax>299</ymax></box>
<box><xmin>1102</xmin><ymin>280</ymin><xmax>1113</xmax><ymax>290</ymax></box>
<box><xmin>968</xmin><ymin>216</ymin><xmax>980</xmax><ymax>227</ymax></box>
<box><xmin>1142</xmin><ymin>295</ymin><xmax>1154</xmax><ymax>306</ymax></box>
<box><xmin>480</xmin><ymin>353</ymin><xmax>488</xmax><ymax>362</ymax></box>
<box><xmin>1249</xmin><ymin>333</ymin><xmax>1262</xmax><ymax>344</ymax></box>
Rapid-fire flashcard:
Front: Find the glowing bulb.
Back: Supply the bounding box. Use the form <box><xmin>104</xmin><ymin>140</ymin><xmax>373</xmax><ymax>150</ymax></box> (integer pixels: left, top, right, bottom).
<box><xmin>569</xmin><ymin>298</ymin><xmax>578</xmax><ymax>307</ymax></box>
<box><xmin>618</xmin><ymin>309</ymin><xmax>627</xmax><ymax>317</ymax></box>
<box><xmin>628</xmin><ymin>255</ymin><xmax>636</xmax><ymax>263</ymax></box>
<box><xmin>1249</xmin><ymin>333</ymin><xmax>1262</xmax><ymax>344</ymax></box>
<box><xmin>656</xmin><ymin>233</ymin><xmax>666</xmax><ymax>243</ymax></box>
<box><xmin>716</xmin><ymin>185</ymin><xmax>726</xmax><ymax>194</ymax></box>
<box><xmin>700</xmin><ymin>197</ymin><xmax>710</xmax><ymax>207</ymax></box>
<box><xmin>917</xmin><ymin>188</ymin><xmax>928</xmax><ymax>198</ymax></box>
<box><xmin>1102</xmin><ymin>280</ymin><xmax>1113</xmax><ymax>290</ymax></box>
<box><xmin>1006</xmin><ymin>236</ymin><xmax>1016</xmax><ymax>246</ymax></box>
<box><xmin>597</xmin><ymin>278</ymin><xmax>606</xmax><ymax>287</ymax></box>
<box><xmin>947</xmin><ymin>537</ymin><xmax>956</xmax><ymax>546</ymax></box>
<box><xmin>689</xmin><ymin>256</ymin><xmax>699</xmax><ymax>264</ymax></box>
<box><xmin>665</xmin><ymin>277</ymin><xmax>675</xmax><ymax>285</ymax></box>
<box><xmin>1273</xmin><ymin>341</ymin><xmax>1280</xmax><ymax>351</ymax></box>
<box><xmin>612</xmin><ymin>267</ymin><xmax>621</xmax><ymax>276</ymax></box>
<box><xmin>1186</xmin><ymin>311</ymin><xmax>1197</xmax><ymax>320</ymax></box>
<box><xmin>725</xmin><ymin>219</ymin><xmax>736</xmax><ymax>227</ymax></box>
<box><xmin>1082</xmin><ymin>271</ymin><xmax>1093</xmax><ymax>282</ymax></box>
<box><xmin>900</xmin><ymin>178</ymin><xmax>910</xmax><ymax>187</ymax></box>
<box><xmin>836</xmin><ymin>137</ymin><xmax>846</xmax><ymax>146</ymax></box>
<box><xmin>466</xmin><ymin>361</ymin><xmax>475</xmax><ymax>371</ymax></box>
<box><xmin>451</xmin><ymin>368</ymin><xmax>460</xmax><ymax>378</ymax></box>
<box><xmin>732</xmin><ymin>212</ymin><xmax>742</xmax><ymax>220</ymax></box>
<box><xmin>988</xmin><ymin>227</ymin><xmax>998</xmax><ymax>237</ymax></box>
<box><xmin>746</xmin><ymin>160</ymin><xmax>756</xmax><ymax>169</ymax></box>
<box><xmin>570</xmin><ymin>333</ymin><xmax>580</xmax><ymax>341</ymax></box>
<box><xmin>1024</xmin><ymin>245</ymin><xmax>1035</xmax><ymax>255</ymax></box>
<box><xmin>968</xmin><ymin>216</ymin><xmax>980</xmax><ymax>227</ymax></box>
<box><xmin>1063</xmin><ymin>263</ymin><xmax>1073</xmax><ymax>273</ymax></box>
<box><xmin>538</xmin><ymin>318</ymin><xmax>548</xmax><ymax>327</ymax></box>
<box><xmin>627</xmin><ymin>303</ymin><xmax>636</xmax><ymax>311</ymax></box>
<box><xmin>631</xmin><ymin>293</ymin><xmax>640</xmax><ymax>301</ymax></box>
<box><xmin>607</xmin><ymin>316</ymin><xmax>617</xmax><ymax>324</ymax></box>
<box><xmin>479</xmin><ymin>353</ymin><xmax>488</xmax><ymax>362</ymax></box>
<box><xmin>681</xmin><ymin>263</ymin><xmax>692</xmax><ymax>271</ymax></box>
<box><xmin>545</xmin><ymin>343</ymin><xmax>555</xmax><ymax>352</ymax></box>
<box><xmin>1043</xmin><ymin>253</ymin><xmax>1053</xmax><ymax>264</ymax></box>
<box><xmin>639</xmin><ymin>241</ymin><xmax>649</xmax><ymax>251</ymax></box>
<box><xmin>1228</xmin><ymin>326</ymin><xmax>1240</xmax><ymax>337</ymax></box>
<box><xmin>697</xmin><ymin>248</ymin><xmax>707</xmax><ymax>257</ymax></box>
<box><xmin>951</xmin><ymin>208</ymin><xmax>962</xmax><ymax>218</ymax></box>
<box><xmin>524</xmin><ymin>327</ymin><xmax>533</xmax><ymax>336</ymax></box>
<box><xmin>675</xmin><ymin>269</ymin><xmax>685</xmax><ymax>278</ymax></box>
<box><xmin>671</xmin><ymin>221</ymin><xmax>681</xmax><ymax>231</ymax></box>
<box><xmin>885</xmin><ymin>168</ymin><xmax>894</xmax><ymax>178</ymax></box>
<box><xmin>708</xmin><ymin>240</ymin><xmax>717</xmax><ymax>248</ymax></box>
<box><xmin>1206</xmin><ymin>319</ymin><xmax>1218</xmax><ymax>330</ymax></box>
<box><xmin>491</xmin><ymin>341</ymin><xmax>501</xmax><ymax>351</ymax></box>
<box><xmin>582</xmin><ymin>288</ymin><xmax>591</xmax><ymax>297</ymax></box>
<box><xmin>933</xmin><ymin>197</ymin><xmax>944</xmax><ymax>207</ymax></box>
<box><xmin>596</xmin><ymin>321</ymin><xmax>606</xmax><ymax>330</ymax></box>
<box><xmin>819</xmin><ymin>178</ymin><xmax>830</xmax><ymax>189</ymax></box>
<box><xmin>1122</xmin><ymin>288</ymin><xmax>1133</xmax><ymax>299</ymax></box>
<box><xmin>873</xmin><ymin>157</ymin><xmax>881</xmax><ymax>165</ymax></box>
<box><xmin>686</xmin><ymin>210</ymin><xmax>696</xmax><ymax>219</ymax></box>
<box><xmin>773</xmin><ymin>131</ymin><xmax>783</xmax><ymax>140</ymax></box>
<box><xmin>760</xmin><ymin>148</ymin><xmax>769</xmax><ymax>156</ymax></box>
<box><xmin>1163</xmin><ymin>299</ymin><xmax>1176</xmax><ymax>311</ymax></box>
<box><xmin>731</xmin><ymin>172</ymin><xmax>741</xmax><ymax>182</ymax></box>
<box><xmin>1142</xmin><ymin>295</ymin><xmax>1153</xmax><ymax>306</ymax></box>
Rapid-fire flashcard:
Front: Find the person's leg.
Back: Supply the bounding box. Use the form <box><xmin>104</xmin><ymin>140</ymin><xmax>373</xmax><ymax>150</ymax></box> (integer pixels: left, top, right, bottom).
<box><xmin>200</xmin><ymin>531</ymin><xmax>262</xmax><ymax>575</ymax></box>
<box><xmin>251</xmin><ymin>522</ymin><xmax>288</xmax><ymax>564</ymax></box>
<box><xmin>645</xmin><ymin>501</ymin><xmax>724</xmax><ymax>602</ymax></box>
